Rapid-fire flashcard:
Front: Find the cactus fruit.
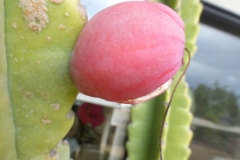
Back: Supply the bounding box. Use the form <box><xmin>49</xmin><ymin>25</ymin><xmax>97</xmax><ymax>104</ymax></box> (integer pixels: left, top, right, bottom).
<box><xmin>70</xmin><ymin>1</ymin><xmax>185</xmax><ymax>104</ymax></box>
<box><xmin>0</xmin><ymin>0</ymin><xmax>86</xmax><ymax>159</ymax></box>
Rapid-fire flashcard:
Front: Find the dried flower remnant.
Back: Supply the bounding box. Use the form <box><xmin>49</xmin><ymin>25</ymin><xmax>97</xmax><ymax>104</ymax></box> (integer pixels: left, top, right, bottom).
<box><xmin>19</xmin><ymin>0</ymin><xmax>48</xmax><ymax>32</ymax></box>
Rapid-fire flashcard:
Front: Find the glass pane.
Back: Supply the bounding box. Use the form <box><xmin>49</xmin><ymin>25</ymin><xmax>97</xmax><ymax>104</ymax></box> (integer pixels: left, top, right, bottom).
<box><xmin>186</xmin><ymin>23</ymin><xmax>240</xmax><ymax>160</ymax></box>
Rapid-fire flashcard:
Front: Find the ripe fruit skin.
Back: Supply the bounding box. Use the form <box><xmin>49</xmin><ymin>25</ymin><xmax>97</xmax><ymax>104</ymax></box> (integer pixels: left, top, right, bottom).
<box><xmin>70</xmin><ymin>1</ymin><xmax>185</xmax><ymax>103</ymax></box>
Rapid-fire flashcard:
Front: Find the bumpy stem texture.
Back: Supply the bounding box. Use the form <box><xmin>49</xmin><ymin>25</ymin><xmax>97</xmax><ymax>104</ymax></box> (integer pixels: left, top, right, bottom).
<box><xmin>163</xmin><ymin>1</ymin><xmax>203</xmax><ymax>160</ymax></box>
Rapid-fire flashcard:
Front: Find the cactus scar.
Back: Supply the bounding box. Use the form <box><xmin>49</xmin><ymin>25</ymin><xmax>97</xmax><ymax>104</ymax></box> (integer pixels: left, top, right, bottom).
<box><xmin>42</xmin><ymin>117</ymin><xmax>52</xmax><ymax>124</ymax></box>
<box><xmin>23</xmin><ymin>91</ymin><xmax>33</xmax><ymax>97</ymax></box>
<box><xmin>19</xmin><ymin>0</ymin><xmax>48</xmax><ymax>32</ymax></box>
<box><xmin>51</xmin><ymin>103</ymin><xmax>60</xmax><ymax>111</ymax></box>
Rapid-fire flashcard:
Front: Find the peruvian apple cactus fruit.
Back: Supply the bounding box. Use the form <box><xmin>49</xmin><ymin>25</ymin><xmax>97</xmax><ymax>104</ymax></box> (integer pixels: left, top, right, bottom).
<box><xmin>70</xmin><ymin>1</ymin><xmax>185</xmax><ymax>104</ymax></box>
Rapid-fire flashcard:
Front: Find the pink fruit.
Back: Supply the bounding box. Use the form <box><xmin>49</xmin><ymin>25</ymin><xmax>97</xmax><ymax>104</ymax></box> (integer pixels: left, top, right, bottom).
<box><xmin>70</xmin><ymin>1</ymin><xmax>185</xmax><ymax>104</ymax></box>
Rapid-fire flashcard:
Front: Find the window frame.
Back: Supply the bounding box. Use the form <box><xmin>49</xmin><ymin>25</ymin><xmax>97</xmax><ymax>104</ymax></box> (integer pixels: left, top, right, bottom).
<box><xmin>200</xmin><ymin>0</ymin><xmax>240</xmax><ymax>37</ymax></box>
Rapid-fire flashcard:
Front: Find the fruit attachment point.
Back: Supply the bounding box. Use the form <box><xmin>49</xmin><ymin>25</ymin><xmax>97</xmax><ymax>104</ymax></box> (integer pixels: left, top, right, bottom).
<box><xmin>121</xmin><ymin>79</ymin><xmax>173</xmax><ymax>104</ymax></box>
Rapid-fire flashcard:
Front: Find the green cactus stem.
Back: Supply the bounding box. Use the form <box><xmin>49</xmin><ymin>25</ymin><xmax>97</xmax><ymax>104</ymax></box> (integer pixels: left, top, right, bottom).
<box><xmin>0</xmin><ymin>0</ymin><xmax>86</xmax><ymax>159</ymax></box>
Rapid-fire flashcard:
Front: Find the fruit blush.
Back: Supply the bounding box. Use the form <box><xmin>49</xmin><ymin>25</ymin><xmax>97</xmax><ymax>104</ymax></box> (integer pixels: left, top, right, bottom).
<box><xmin>70</xmin><ymin>1</ymin><xmax>185</xmax><ymax>104</ymax></box>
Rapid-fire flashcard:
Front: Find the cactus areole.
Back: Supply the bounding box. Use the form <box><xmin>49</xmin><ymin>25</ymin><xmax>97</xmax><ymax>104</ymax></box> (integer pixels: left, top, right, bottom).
<box><xmin>70</xmin><ymin>1</ymin><xmax>185</xmax><ymax>104</ymax></box>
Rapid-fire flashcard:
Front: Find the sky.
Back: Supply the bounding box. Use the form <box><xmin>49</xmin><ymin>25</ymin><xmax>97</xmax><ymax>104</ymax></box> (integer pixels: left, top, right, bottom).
<box><xmin>80</xmin><ymin>0</ymin><xmax>240</xmax><ymax>95</ymax></box>
<box><xmin>185</xmin><ymin>24</ymin><xmax>240</xmax><ymax>95</ymax></box>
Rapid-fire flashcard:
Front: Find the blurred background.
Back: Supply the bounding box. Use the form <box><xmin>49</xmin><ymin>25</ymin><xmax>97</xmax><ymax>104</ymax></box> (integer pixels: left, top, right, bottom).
<box><xmin>66</xmin><ymin>0</ymin><xmax>240</xmax><ymax>159</ymax></box>
<box><xmin>186</xmin><ymin>0</ymin><xmax>240</xmax><ymax>160</ymax></box>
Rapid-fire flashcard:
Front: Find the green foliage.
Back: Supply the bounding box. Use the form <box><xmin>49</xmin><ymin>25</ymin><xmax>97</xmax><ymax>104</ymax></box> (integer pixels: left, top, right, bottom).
<box><xmin>192</xmin><ymin>83</ymin><xmax>239</xmax><ymax>154</ymax></box>
<box><xmin>0</xmin><ymin>0</ymin><xmax>86</xmax><ymax>159</ymax></box>
<box><xmin>127</xmin><ymin>0</ymin><xmax>203</xmax><ymax>160</ymax></box>
<box><xmin>193</xmin><ymin>83</ymin><xmax>239</xmax><ymax>124</ymax></box>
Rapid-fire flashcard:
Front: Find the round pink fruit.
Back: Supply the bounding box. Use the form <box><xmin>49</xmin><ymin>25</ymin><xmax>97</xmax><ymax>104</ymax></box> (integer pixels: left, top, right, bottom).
<box><xmin>70</xmin><ymin>1</ymin><xmax>185</xmax><ymax>104</ymax></box>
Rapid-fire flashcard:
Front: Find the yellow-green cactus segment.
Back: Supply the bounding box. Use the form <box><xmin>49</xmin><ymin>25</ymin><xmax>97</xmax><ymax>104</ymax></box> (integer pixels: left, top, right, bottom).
<box><xmin>162</xmin><ymin>0</ymin><xmax>202</xmax><ymax>159</ymax></box>
<box><xmin>0</xmin><ymin>0</ymin><xmax>18</xmax><ymax>159</ymax></box>
<box><xmin>31</xmin><ymin>140</ymin><xmax>71</xmax><ymax>160</ymax></box>
<box><xmin>2</xmin><ymin>0</ymin><xmax>86</xmax><ymax>159</ymax></box>
<box><xmin>57</xmin><ymin>140</ymin><xmax>71</xmax><ymax>160</ymax></box>
<box><xmin>127</xmin><ymin>94</ymin><xmax>167</xmax><ymax>160</ymax></box>
<box><xmin>162</xmin><ymin>73</ymin><xmax>193</xmax><ymax>160</ymax></box>
<box><xmin>181</xmin><ymin>0</ymin><xmax>203</xmax><ymax>56</ymax></box>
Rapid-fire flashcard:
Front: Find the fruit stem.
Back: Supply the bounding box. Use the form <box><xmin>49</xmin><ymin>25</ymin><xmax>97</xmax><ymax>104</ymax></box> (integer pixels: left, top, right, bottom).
<box><xmin>159</xmin><ymin>48</ymin><xmax>191</xmax><ymax>160</ymax></box>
